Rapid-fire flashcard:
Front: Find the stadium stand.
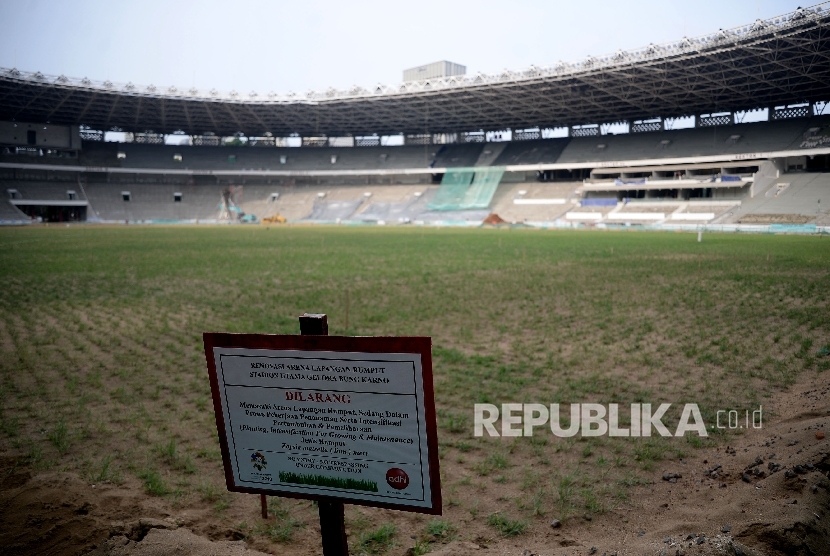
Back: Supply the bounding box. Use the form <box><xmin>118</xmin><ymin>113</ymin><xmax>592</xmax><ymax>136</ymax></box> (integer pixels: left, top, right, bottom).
<box><xmin>426</xmin><ymin>167</ymin><xmax>505</xmax><ymax>211</ymax></box>
<box><xmin>352</xmin><ymin>188</ymin><xmax>435</xmax><ymax>223</ymax></box>
<box><xmin>491</xmin><ymin>138</ymin><xmax>571</xmax><ymax>166</ymax></box>
<box><xmin>415</xmin><ymin>209</ymin><xmax>492</xmax><ymax>223</ymax></box>
<box><xmin>83</xmin><ymin>183</ymin><xmax>224</xmax><ymax>222</ymax></box>
<box><xmin>672</xmin><ymin>200</ymin><xmax>741</xmax><ymax>222</ymax></box>
<box><xmin>0</xmin><ymin>199</ymin><xmax>30</xmax><ymax>223</ymax></box>
<box><xmin>3</xmin><ymin>111</ymin><xmax>829</xmax><ymax>227</ymax></box>
<box><xmin>474</xmin><ymin>143</ymin><xmax>509</xmax><ymax>166</ymax></box>
<box><xmin>726</xmin><ymin>172</ymin><xmax>830</xmax><ymax>225</ymax></box>
<box><xmin>429</xmin><ymin>144</ymin><xmax>484</xmax><ymax>168</ymax></box>
<box><xmin>488</xmin><ymin>182</ymin><xmax>581</xmax><ymax>222</ymax></box>
<box><xmin>0</xmin><ymin>142</ymin><xmax>482</xmax><ymax>172</ymax></box>
<box><xmin>304</xmin><ymin>199</ymin><xmax>366</xmax><ymax>222</ymax></box>
<box><xmin>238</xmin><ymin>186</ymin><xmax>315</xmax><ymax>222</ymax></box>
<box><xmin>235</xmin><ymin>185</ymin><xmax>435</xmax><ymax>223</ymax></box>
<box><xmin>71</xmin><ymin>143</ymin><xmax>468</xmax><ymax>172</ymax></box>
<box><xmin>557</xmin><ymin>118</ymin><xmax>825</xmax><ymax>165</ymax></box>
<box><xmin>1</xmin><ymin>116</ymin><xmax>824</xmax><ymax>179</ymax></box>
<box><xmin>2</xmin><ymin>181</ymin><xmax>87</xmax><ymax>201</ymax></box>
<box><xmin>1</xmin><ymin>1</ymin><xmax>829</xmax><ymax>232</ymax></box>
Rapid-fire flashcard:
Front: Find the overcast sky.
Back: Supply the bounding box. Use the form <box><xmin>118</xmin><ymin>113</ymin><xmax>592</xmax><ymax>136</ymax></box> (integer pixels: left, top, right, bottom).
<box><xmin>0</xmin><ymin>0</ymin><xmax>809</xmax><ymax>94</ymax></box>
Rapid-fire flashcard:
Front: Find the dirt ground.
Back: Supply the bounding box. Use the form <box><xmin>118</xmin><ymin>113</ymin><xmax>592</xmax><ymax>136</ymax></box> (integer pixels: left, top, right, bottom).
<box><xmin>1</xmin><ymin>370</ymin><xmax>827</xmax><ymax>556</ymax></box>
<box><xmin>1</xmin><ymin>228</ymin><xmax>828</xmax><ymax>556</ymax></box>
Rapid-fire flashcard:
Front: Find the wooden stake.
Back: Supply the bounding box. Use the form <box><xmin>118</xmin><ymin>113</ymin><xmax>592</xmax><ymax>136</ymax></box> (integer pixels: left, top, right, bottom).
<box><xmin>261</xmin><ymin>493</ymin><xmax>268</xmax><ymax>519</ymax></box>
<box><xmin>297</xmin><ymin>313</ymin><xmax>348</xmax><ymax>555</ymax></box>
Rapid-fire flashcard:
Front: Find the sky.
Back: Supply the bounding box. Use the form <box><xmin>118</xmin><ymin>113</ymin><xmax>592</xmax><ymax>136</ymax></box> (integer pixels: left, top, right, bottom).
<box><xmin>0</xmin><ymin>0</ymin><xmax>811</xmax><ymax>95</ymax></box>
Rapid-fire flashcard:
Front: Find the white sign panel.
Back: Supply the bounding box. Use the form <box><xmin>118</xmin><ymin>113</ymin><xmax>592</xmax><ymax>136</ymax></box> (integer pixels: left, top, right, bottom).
<box><xmin>205</xmin><ymin>336</ymin><xmax>440</xmax><ymax>513</ymax></box>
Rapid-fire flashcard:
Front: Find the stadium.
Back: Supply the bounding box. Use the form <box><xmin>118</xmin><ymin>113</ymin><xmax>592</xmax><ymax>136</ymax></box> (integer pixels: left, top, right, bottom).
<box><xmin>2</xmin><ymin>3</ymin><xmax>830</xmax><ymax>231</ymax></box>
<box><xmin>1</xmin><ymin>3</ymin><xmax>829</xmax><ymax>556</ymax></box>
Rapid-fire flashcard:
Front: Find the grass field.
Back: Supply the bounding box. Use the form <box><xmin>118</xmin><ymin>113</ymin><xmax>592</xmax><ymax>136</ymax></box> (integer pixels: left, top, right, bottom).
<box><xmin>1</xmin><ymin>225</ymin><xmax>828</xmax><ymax>551</ymax></box>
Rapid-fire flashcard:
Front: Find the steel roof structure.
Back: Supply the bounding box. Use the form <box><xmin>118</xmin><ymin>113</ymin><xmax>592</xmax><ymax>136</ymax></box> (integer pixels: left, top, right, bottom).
<box><xmin>1</xmin><ymin>4</ymin><xmax>829</xmax><ymax>137</ymax></box>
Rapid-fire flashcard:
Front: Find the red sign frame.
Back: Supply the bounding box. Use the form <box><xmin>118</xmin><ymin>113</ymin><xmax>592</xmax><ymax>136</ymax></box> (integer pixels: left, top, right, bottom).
<box><xmin>203</xmin><ymin>333</ymin><xmax>442</xmax><ymax>515</ymax></box>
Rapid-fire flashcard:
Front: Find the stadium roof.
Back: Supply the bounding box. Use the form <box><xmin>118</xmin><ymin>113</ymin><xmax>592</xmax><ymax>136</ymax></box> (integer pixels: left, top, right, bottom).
<box><xmin>1</xmin><ymin>4</ymin><xmax>829</xmax><ymax>137</ymax></box>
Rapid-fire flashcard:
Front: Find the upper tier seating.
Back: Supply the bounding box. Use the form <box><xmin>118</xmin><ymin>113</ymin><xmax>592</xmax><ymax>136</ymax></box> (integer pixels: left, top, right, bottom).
<box><xmin>429</xmin><ymin>143</ymin><xmax>484</xmax><ymax>168</ymax></box>
<box><xmin>72</xmin><ymin>143</ymin><xmax>482</xmax><ymax>172</ymax></box>
<box><xmin>556</xmin><ymin>117</ymin><xmax>825</xmax><ymax>165</ymax></box>
<box><xmin>491</xmin><ymin>138</ymin><xmax>571</xmax><ymax>166</ymax></box>
<box><xmin>1</xmin><ymin>116</ymin><xmax>827</xmax><ymax>174</ymax></box>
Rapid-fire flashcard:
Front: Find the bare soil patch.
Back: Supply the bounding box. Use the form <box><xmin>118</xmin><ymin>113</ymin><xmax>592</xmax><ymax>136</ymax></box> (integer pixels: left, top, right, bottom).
<box><xmin>0</xmin><ymin>371</ymin><xmax>827</xmax><ymax>556</ymax></box>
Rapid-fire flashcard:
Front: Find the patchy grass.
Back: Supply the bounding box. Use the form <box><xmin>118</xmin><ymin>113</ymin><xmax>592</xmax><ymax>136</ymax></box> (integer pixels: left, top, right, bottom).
<box><xmin>426</xmin><ymin>518</ymin><xmax>456</xmax><ymax>539</ymax></box>
<box><xmin>48</xmin><ymin>421</ymin><xmax>71</xmax><ymax>455</ymax></box>
<box><xmin>254</xmin><ymin>497</ymin><xmax>304</xmax><ymax>543</ymax></box>
<box><xmin>0</xmin><ymin>226</ymin><xmax>828</xmax><ymax>547</ymax></box>
<box><xmin>138</xmin><ymin>468</ymin><xmax>169</xmax><ymax>496</ymax></box>
<box><xmin>486</xmin><ymin>512</ymin><xmax>528</xmax><ymax>537</ymax></box>
<box><xmin>351</xmin><ymin>523</ymin><xmax>396</xmax><ymax>555</ymax></box>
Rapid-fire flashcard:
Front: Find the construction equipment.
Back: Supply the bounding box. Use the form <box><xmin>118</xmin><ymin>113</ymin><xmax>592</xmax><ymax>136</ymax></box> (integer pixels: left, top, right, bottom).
<box><xmin>262</xmin><ymin>214</ymin><xmax>287</xmax><ymax>224</ymax></box>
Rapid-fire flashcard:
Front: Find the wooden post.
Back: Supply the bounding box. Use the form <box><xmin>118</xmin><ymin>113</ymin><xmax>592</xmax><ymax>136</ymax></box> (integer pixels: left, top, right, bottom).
<box><xmin>261</xmin><ymin>493</ymin><xmax>268</xmax><ymax>519</ymax></box>
<box><xmin>318</xmin><ymin>499</ymin><xmax>348</xmax><ymax>556</ymax></box>
<box><xmin>298</xmin><ymin>313</ymin><xmax>348</xmax><ymax>556</ymax></box>
<box><xmin>345</xmin><ymin>290</ymin><xmax>349</xmax><ymax>332</ymax></box>
<box><xmin>300</xmin><ymin>312</ymin><xmax>329</xmax><ymax>335</ymax></box>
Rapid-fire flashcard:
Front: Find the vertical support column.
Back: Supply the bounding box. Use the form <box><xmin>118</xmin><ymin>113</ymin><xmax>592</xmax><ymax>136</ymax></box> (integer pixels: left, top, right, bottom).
<box><xmin>298</xmin><ymin>313</ymin><xmax>348</xmax><ymax>556</ymax></box>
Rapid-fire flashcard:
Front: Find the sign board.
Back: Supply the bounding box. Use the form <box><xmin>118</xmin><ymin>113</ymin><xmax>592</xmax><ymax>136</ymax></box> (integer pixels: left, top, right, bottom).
<box><xmin>204</xmin><ymin>333</ymin><xmax>441</xmax><ymax>514</ymax></box>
